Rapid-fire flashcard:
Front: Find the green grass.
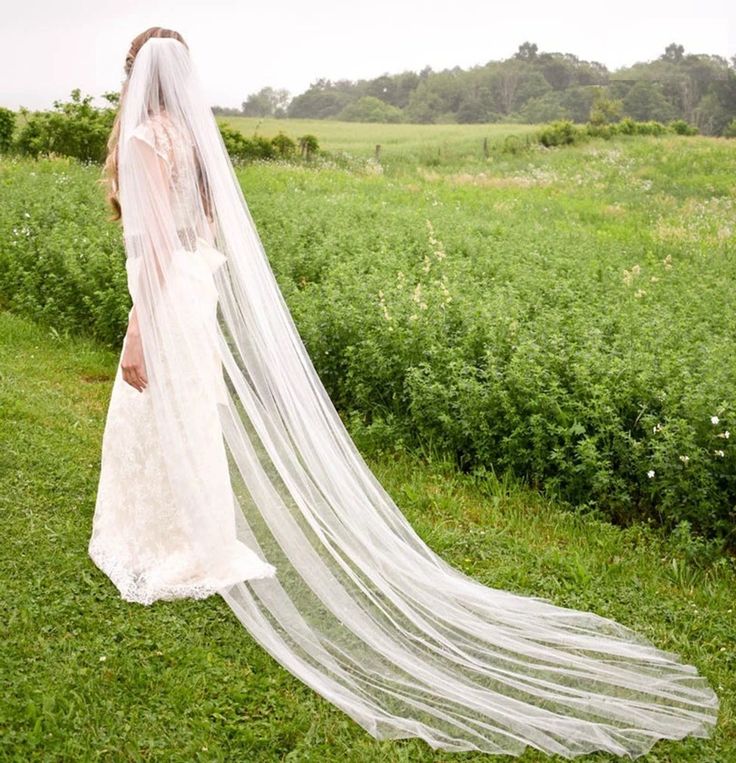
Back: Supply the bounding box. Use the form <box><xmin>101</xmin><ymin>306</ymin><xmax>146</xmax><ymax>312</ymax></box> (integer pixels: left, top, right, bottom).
<box><xmin>217</xmin><ymin>116</ymin><xmax>538</xmax><ymax>168</ymax></box>
<box><xmin>1</xmin><ymin>308</ymin><xmax>734</xmax><ymax>761</ymax></box>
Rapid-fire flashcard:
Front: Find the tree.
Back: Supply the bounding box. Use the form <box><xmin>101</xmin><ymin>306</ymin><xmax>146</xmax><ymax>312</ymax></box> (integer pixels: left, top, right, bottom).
<box><xmin>514</xmin><ymin>42</ymin><xmax>538</xmax><ymax>62</ymax></box>
<box><xmin>589</xmin><ymin>87</ymin><xmax>623</xmax><ymax>125</ymax></box>
<box><xmin>661</xmin><ymin>43</ymin><xmax>685</xmax><ymax>64</ymax></box>
<box><xmin>242</xmin><ymin>87</ymin><xmax>291</xmax><ymax>117</ymax></box>
<box><xmin>338</xmin><ymin>96</ymin><xmax>402</xmax><ymax>123</ymax></box>
<box><xmin>622</xmin><ymin>81</ymin><xmax>675</xmax><ymax>122</ymax></box>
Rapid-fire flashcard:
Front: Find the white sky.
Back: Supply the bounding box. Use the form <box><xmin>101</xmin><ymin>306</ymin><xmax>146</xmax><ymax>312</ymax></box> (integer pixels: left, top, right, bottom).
<box><xmin>1</xmin><ymin>0</ymin><xmax>733</xmax><ymax>110</ymax></box>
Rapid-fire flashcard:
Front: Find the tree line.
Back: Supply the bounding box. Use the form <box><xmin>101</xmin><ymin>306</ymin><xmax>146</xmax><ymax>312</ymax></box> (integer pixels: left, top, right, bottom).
<box><xmin>213</xmin><ymin>42</ymin><xmax>736</xmax><ymax>136</ymax></box>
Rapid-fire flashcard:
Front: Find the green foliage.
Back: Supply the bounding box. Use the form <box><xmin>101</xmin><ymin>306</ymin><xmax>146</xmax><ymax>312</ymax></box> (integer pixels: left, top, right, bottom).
<box><xmin>668</xmin><ymin>119</ymin><xmax>699</xmax><ymax>136</ymax></box>
<box><xmin>589</xmin><ymin>87</ymin><xmax>623</xmax><ymax>125</ymax></box>
<box><xmin>253</xmin><ymin>43</ymin><xmax>736</xmax><ymax>134</ymax></box>
<box><xmin>219</xmin><ymin>124</ymin><xmax>305</xmax><ymax>162</ymax></box>
<box><xmin>0</xmin><ymin>157</ymin><xmax>128</xmax><ymax>344</ymax></box>
<box><xmin>338</xmin><ymin>96</ymin><xmax>404</xmax><ymax>123</ymax></box>
<box><xmin>2</xmin><ymin>128</ymin><xmax>735</xmax><ymax>548</ymax></box>
<box><xmin>537</xmin><ymin>119</ymin><xmax>581</xmax><ymax>146</ymax></box>
<box><xmin>724</xmin><ymin>117</ymin><xmax>736</xmax><ymax>138</ymax></box>
<box><xmin>0</xmin><ymin>107</ymin><xmax>15</xmax><ymax>153</ymax></box>
<box><xmin>271</xmin><ymin>131</ymin><xmax>296</xmax><ymax>157</ymax></box>
<box><xmin>297</xmin><ymin>133</ymin><xmax>320</xmax><ymax>159</ymax></box>
<box><xmin>217</xmin><ymin>122</ymin><xmax>275</xmax><ymax>161</ymax></box>
<box><xmin>14</xmin><ymin>89</ymin><xmax>116</xmax><ymax>162</ymax></box>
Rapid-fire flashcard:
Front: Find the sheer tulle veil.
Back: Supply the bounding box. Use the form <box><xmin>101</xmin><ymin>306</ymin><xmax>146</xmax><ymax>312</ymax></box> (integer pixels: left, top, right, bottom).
<box><xmin>117</xmin><ymin>36</ymin><xmax>719</xmax><ymax>758</ymax></box>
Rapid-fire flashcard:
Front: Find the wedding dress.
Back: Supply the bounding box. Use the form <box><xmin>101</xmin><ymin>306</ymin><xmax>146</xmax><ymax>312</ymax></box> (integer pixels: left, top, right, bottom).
<box><xmin>88</xmin><ymin>36</ymin><xmax>719</xmax><ymax>758</ymax></box>
<box><xmin>88</xmin><ymin>122</ymin><xmax>277</xmax><ymax>600</ymax></box>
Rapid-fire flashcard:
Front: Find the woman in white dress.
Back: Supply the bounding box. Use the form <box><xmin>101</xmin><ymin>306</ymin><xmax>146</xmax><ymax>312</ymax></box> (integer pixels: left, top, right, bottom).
<box><xmin>88</xmin><ymin>27</ymin><xmax>719</xmax><ymax>759</ymax></box>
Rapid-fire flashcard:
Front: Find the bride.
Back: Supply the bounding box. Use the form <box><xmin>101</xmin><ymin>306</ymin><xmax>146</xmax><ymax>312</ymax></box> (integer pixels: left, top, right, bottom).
<box><xmin>88</xmin><ymin>26</ymin><xmax>719</xmax><ymax>758</ymax></box>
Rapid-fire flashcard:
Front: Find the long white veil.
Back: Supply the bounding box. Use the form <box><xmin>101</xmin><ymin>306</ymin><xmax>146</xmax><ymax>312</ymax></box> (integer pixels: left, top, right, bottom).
<box><xmin>117</xmin><ymin>37</ymin><xmax>719</xmax><ymax>758</ymax></box>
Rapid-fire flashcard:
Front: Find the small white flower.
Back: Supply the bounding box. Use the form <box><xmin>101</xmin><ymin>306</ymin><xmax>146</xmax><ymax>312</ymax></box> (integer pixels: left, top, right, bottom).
<box><xmin>711</xmin><ymin>415</ymin><xmax>720</xmax><ymax>425</ymax></box>
<box><xmin>647</xmin><ymin>469</ymin><xmax>655</xmax><ymax>478</ymax></box>
<box><xmin>679</xmin><ymin>455</ymin><xmax>690</xmax><ymax>464</ymax></box>
<box><xmin>715</xmin><ymin>450</ymin><xmax>725</xmax><ymax>458</ymax></box>
<box><xmin>719</xmin><ymin>430</ymin><xmax>731</xmax><ymax>439</ymax></box>
<box><xmin>99</xmin><ymin>655</ymin><xmax>107</xmax><ymax>662</ymax></box>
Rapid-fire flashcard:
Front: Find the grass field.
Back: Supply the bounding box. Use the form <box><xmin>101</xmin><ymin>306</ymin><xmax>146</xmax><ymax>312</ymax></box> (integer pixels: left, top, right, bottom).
<box><xmin>1</xmin><ymin>308</ymin><xmax>734</xmax><ymax>761</ymax></box>
<box><xmin>217</xmin><ymin>116</ymin><xmax>539</xmax><ymax>167</ymax></box>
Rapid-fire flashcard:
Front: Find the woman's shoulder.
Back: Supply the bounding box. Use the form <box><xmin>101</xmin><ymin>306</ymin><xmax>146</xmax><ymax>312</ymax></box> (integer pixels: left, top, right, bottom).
<box><xmin>131</xmin><ymin>113</ymin><xmax>175</xmax><ymax>164</ymax></box>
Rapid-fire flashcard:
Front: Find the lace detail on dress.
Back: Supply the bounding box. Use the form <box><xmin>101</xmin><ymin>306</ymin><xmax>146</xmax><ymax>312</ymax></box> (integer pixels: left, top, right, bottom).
<box><xmin>133</xmin><ymin>112</ymin><xmax>205</xmax><ymax>251</ymax></box>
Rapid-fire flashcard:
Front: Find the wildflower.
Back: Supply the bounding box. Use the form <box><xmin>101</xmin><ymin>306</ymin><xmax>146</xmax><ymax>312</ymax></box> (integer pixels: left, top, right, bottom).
<box><xmin>711</xmin><ymin>415</ymin><xmax>720</xmax><ymax>425</ymax></box>
<box><xmin>647</xmin><ymin>469</ymin><xmax>655</xmax><ymax>478</ymax></box>
<box><xmin>718</xmin><ymin>431</ymin><xmax>731</xmax><ymax>439</ymax></box>
<box><xmin>99</xmin><ymin>655</ymin><xmax>107</xmax><ymax>662</ymax></box>
<box><xmin>679</xmin><ymin>455</ymin><xmax>689</xmax><ymax>464</ymax></box>
<box><xmin>715</xmin><ymin>450</ymin><xmax>725</xmax><ymax>458</ymax></box>
<box><xmin>663</xmin><ymin>254</ymin><xmax>673</xmax><ymax>270</ymax></box>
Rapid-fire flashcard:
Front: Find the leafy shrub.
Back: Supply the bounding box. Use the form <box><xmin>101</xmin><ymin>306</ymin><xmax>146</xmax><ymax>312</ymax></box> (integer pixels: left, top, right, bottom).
<box><xmin>218</xmin><ymin>123</ymin><xmax>275</xmax><ymax>161</ymax></box>
<box><xmin>537</xmin><ymin>120</ymin><xmax>581</xmax><ymax>147</ymax></box>
<box><xmin>632</xmin><ymin>120</ymin><xmax>668</xmax><ymax>136</ymax></box>
<box><xmin>0</xmin><ymin>107</ymin><xmax>15</xmax><ymax>153</ymax></box>
<box><xmin>271</xmin><ymin>131</ymin><xmax>296</xmax><ymax>158</ymax></box>
<box><xmin>723</xmin><ymin>117</ymin><xmax>736</xmax><ymax>138</ymax></box>
<box><xmin>0</xmin><ymin>158</ymin><xmax>128</xmax><ymax>343</ymax></box>
<box><xmin>14</xmin><ymin>90</ymin><xmax>116</xmax><ymax>162</ymax></box>
<box><xmin>668</xmin><ymin>119</ymin><xmax>698</xmax><ymax>136</ymax></box>
<box><xmin>298</xmin><ymin>134</ymin><xmax>320</xmax><ymax>159</ymax></box>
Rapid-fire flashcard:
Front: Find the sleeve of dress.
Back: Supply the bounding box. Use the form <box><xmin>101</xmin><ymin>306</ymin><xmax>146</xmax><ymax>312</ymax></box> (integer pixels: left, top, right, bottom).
<box><xmin>121</xmin><ymin>121</ymin><xmax>176</xmax><ymax>309</ymax></box>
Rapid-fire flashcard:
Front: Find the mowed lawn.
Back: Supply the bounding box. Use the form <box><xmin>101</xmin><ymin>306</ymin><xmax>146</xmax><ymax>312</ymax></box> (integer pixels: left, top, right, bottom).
<box><xmin>1</xmin><ymin>308</ymin><xmax>734</xmax><ymax>761</ymax></box>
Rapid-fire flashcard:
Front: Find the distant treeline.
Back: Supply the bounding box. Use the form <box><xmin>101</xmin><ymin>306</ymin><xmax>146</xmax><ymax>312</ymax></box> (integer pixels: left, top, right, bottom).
<box><xmin>213</xmin><ymin>42</ymin><xmax>736</xmax><ymax>136</ymax></box>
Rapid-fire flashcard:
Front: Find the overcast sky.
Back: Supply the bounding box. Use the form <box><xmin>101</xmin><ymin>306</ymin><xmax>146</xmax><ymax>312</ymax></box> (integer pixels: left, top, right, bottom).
<box><xmin>1</xmin><ymin>0</ymin><xmax>733</xmax><ymax>110</ymax></box>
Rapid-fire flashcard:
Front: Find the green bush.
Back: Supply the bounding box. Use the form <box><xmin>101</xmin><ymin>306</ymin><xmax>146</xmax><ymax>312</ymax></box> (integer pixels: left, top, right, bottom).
<box><xmin>218</xmin><ymin>123</ymin><xmax>276</xmax><ymax>161</ymax></box>
<box><xmin>537</xmin><ymin>119</ymin><xmax>581</xmax><ymax>147</ymax></box>
<box><xmin>298</xmin><ymin>134</ymin><xmax>320</xmax><ymax>159</ymax></box>
<box><xmin>633</xmin><ymin>120</ymin><xmax>668</xmax><ymax>136</ymax></box>
<box><xmin>271</xmin><ymin>131</ymin><xmax>296</xmax><ymax>158</ymax></box>
<box><xmin>669</xmin><ymin>119</ymin><xmax>698</xmax><ymax>136</ymax></box>
<box><xmin>0</xmin><ymin>107</ymin><xmax>15</xmax><ymax>153</ymax></box>
<box><xmin>14</xmin><ymin>90</ymin><xmax>116</xmax><ymax>162</ymax></box>
<box><xmin>0</xmin><ymin>157</ymin><xmax>128</xmax><ymax>343</ymax></box>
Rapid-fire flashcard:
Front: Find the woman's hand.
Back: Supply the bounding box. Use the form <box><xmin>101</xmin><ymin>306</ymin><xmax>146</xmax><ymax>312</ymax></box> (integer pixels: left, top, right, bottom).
<box><xmin>121</xmin><ymin>309</ymin><xmax>148</xmax><ymax>392</ymax></box>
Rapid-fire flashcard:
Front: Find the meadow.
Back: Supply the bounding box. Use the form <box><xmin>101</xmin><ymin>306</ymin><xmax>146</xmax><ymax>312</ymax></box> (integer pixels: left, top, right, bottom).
<box><xmin>2</xmin><ymin>125</ymin><xmax>735</xmax><ymax>542</ymax></box>
<box><xmin>217</xmin><ymin>116</ymin><xmax>538</xmax><ymax>166</ymax></box>
<box><xmin>1</xmin><ymin>120</ymin><xmax>735</xmax><ymax>759</ymax></box>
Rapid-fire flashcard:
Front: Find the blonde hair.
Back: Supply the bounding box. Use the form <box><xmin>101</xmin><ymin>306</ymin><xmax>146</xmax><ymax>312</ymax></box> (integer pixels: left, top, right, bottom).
<box><xmin>102</xmin><ymin>27</ymin><xmax>188</xmax><ymax>220</ymax></box>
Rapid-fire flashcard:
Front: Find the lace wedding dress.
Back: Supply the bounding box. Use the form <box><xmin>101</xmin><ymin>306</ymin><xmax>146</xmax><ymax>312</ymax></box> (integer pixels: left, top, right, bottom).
<box><xmin>88</xmin><ymin>113</ymin><xmax>277</xmax><ymax>604</ymax></box>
